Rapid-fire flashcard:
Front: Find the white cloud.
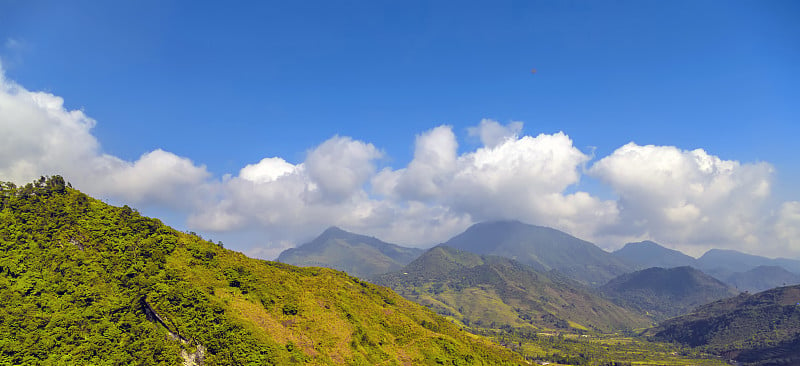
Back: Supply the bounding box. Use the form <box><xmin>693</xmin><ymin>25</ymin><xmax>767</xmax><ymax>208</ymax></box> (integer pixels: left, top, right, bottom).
<box><xmin>188</xmin><ymin>136</ymin><xmax>392</xmax><ymax>244</ymax></box>
<box><xmin>239</xmin><ymin>157</ymin><xmax>297</xmax><ymax>183</ymax></box>
<box><xmin>101</xmin><ymin>149</ymin><xmax>211</xmax><ymax>205</ymax></box>
<box><xmin>305</xmin><ymin>136</ymin><xmax>382</xmax><ymax>202</ymax></box>
<box><xmin>773</xmin><ymin>201</ymin><xmax>800</xmax><ymax>258</ymax></box>
<box><xmin>3</xmin><ymin>67</ymin><xmax>798</xmax><ymax>260</ymax></box>
<box><xmin>467</xmin><ymin>118</ymin><xmax>523</xmax><ymax>148</ymax></box>
<box><xmin>372</xmin><ymin>122</ymin><xmax>617</xmax><ymax>242</ymax></box>
<box><xmin>589</xmin><ymin>142</ymin><xmax>774</xmax><ymax>253</ymax></box>
<box><xmin>0</xmin><ymin>67</ymin><xmax>210</xmax><ymax>208</ymax></box>
<box><xmin>375</xmin><ymin>125</ymin><xmax>458</xmax><ymax>201</ymax></box>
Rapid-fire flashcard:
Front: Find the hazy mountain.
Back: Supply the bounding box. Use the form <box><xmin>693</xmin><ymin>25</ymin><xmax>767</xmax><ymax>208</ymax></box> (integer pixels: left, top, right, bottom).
<box><xmin>612</xmin><ymin>240</ymin><xmax>697</xmax><ymax>269</ymax></box>
<box><xmin>375</xmin><ymin>246</ymin><xmax>651</xmax><ymax>333</ymax></box>
<box><xmin>614</xmin><ymin>244</ymin><xmax>800</xmax><ymax>293</ymax></box>
<box><xmin>724</xmin><ymin>265</ymin><xmax>800</xmax><ymax>293</ymax></box>
<box><xmin>0</xmin><ymin>176</ymin><xmax>523</xmax><ymax>365</ymax></box>
<box><xmin>598</xmin><ymin>266</ymin><xmax>738</xmax><ymax>321</ymax></box>
<box><xmin>440</xmin><ymin>220</ymin><xmax>633</xmax><ymax>286</ymax></box>
<box><xmin>648</xmin><ymin>284</ymin><xmax>800</xmax><ymax>365</ymax></box>
<box><xmin>277</xmin><ymin>227</ymin><xmax>424</xmax><ymax>278</ymax></box>
<box><xmin>697</xmin><ymin>249</ymin><xmax>800</xmax><ymax>278</ymax></box>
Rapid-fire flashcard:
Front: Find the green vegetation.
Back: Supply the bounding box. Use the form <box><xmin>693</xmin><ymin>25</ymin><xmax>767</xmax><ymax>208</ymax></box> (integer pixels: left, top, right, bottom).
<box><xmin>648</xmin><ymin>285</ymin><xmax>800</xmax><ymax>365</ymax></box>
<box><xmin>277</xmin><ymin>226</ymin><xmax>423</xmax><ymax>279</ymax></box>
<box><xmin>476</xmin><ymin>329</ymin><xmax>727</xmax><ymax>366</ymax></box>
<box><xmin>375</xmin><ymin>246</ymin><xmax>651</xmax><ymax>333</ymax></box>
<box><xmin>0</xmin><ymin>176</ymin><xmax>524</xmax><ymax>365</ymax></box>
<box><xmin>598</xmin><ymin>266</ymin><xmax>739</xmax><ymax>321</ymax></box>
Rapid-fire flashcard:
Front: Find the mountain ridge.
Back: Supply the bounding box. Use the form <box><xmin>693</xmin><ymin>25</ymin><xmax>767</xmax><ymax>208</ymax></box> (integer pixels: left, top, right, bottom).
<box><xmin>612</xmin><ymin>240</ymin><xmax>697</xmax><ymax>269</ymax></box>
<box><xmin>439</xmin><ymin>220</ymin><xmax>633</xmax><ymax>286</ymax></box>
<box><xmin>612</xmin><ymin>240</ymin><xmax>800</xmax><ymax>292</ymax></box>
<box><xmin>698</xmin><ymin>248</ymin><xmax>800</xmax><ymax>276</ymax></box>
<box><xmin>277</xmin><ymin>226</ymin><xmax>424</xmax><ymax>279</ymax></box>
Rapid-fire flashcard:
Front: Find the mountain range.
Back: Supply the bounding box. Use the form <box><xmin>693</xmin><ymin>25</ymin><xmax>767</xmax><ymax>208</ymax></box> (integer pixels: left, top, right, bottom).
<box><xmin>697</xmin><ymin>248</ymin><xmax>800</xmax><ymax>279</ymax></box>
<box><xmin>282</xmin><ymin>222</ymin><xmax>800</xmax><ymax>294</ymax></box>
<box><xmin>375</xmin><ymin>245</ymin><xmax>651</xmax><ymax>333</ymax></box>
<box><xmin>613</xmin><ymin>241</ymin><xmax>800</xmax><ymax>292</ymax></box>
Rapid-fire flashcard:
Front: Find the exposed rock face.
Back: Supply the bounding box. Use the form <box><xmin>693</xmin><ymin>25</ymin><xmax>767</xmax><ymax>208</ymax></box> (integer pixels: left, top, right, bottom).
<box><xmin>143</xmin><ymin>297</ymin><xmax>205</xmax><ymax>365</ymax></box>
<box><xmin>179</xmin><ymin>343</ymin><xmax>205</xmax><ymax>366</ymax></box>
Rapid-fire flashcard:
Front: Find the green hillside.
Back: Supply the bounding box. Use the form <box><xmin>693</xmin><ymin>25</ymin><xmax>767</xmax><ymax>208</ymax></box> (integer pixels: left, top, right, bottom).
<box><xmin>647</xmin><ymin>284</ymin><xmax>800</xmax><ymax>365</ymax></box>
<box><xmin>598</xmin><ymin>266</ymin><xmax>739</xmax><ymax>321</ymax></box>
<box><xmin>0</xmin><ymin>176</ymin><xmax>524</xmax><ymax>365</ymax></box>
<box><xmin>277</xmin><ymin>226</ymin><xmax>424</xmax><ymax>279</ymax></box>
<box><xmin>441</xmin><ymin>221</ymin><xmax>633</xmax><ymax>286</ymax></box>
<box><xmin>375</xmin><ymin>246</ymin><xmax>651</xmax><ymax>333</ymax></box>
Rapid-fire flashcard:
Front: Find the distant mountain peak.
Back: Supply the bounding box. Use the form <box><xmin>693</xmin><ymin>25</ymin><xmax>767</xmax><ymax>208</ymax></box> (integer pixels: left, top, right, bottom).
<box><xmin>277</xmin><ymin>227</ymin><xmax>424</xmax><ymax>279</ymax></box>
<box><xmin>322</xmin><ymin>225</ymin><xmax>346</xmax><ymax>234</ymax></box>
<box><xmin>697</xmin><ymin>248</ymin><xmax>800</xmax><ymax>275</ymax></box>
<box><xmin>318</xmin><ymin>225</ymin><xmax>352</xmax><ymax>238</ymax></box>
<box><xmin>613</xmin><ymin>240</ymin><xmax>696</xmax><ymax>270</ymax></box>
<box><xmin>625</xmin><ymin>240</ymin><xmax>662</xmax><ymax>248</ymax></box>
<box><xmin>443</xmin><ymin>220</ymin><xmax>632</xmax><ymax>285</ymax></box>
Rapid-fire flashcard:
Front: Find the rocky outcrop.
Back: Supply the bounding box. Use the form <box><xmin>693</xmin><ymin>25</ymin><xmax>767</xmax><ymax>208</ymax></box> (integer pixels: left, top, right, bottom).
<box><xmin>141</xmin><ymin>297</ymin><xmax>205</xmax><ymax>366</ymax></box>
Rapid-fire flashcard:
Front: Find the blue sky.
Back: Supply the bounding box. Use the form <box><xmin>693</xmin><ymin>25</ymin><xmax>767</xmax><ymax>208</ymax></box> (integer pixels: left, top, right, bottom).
<box><xmin>1</xmin><ymin>1</ymin><xmax>798</xmax><ymax>258</ymax></box>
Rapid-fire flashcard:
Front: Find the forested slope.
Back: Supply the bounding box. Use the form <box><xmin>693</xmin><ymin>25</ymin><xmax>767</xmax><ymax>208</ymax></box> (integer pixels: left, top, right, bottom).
<box><xmin>598</xmin><ymin>266</ymin><xmax>738</xmax><ymax>321</ymax></box>
<box><xmin>647</xmin><ymin>284</ymin><xmax>800</xmax><ymax>365</ymax></box>
<box><xmin>0</xmin><ymin>176</ymin><xmax>523</xmax><ymax>365</ymax></box>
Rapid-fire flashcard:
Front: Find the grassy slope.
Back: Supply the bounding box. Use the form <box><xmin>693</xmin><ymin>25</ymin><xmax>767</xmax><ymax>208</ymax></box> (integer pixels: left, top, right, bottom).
<box><xmin>0</xmin><ymin>177</ymin><xmax>524</xmax><ymax>365</ymax></box>
<box><xmin>376</xmin><ymin>246</ymin><xmax>651</xmax><ymax>334</ymax></box>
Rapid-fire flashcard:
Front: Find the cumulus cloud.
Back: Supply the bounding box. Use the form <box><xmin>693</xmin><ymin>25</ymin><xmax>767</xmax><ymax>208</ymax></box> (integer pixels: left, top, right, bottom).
<box><xmin>371</xmin><ymin>122</ymin><xmax>618</xmax><ymax>242</ymax></box>
<box><xmin>467</xmin><ymin>118</ymin><xmax>523</xmax><ymax>148</ymax></box>
<box><xmin>773</xmin><ymin>201</ymin><xmax>800</xmax><ymax>258</ymax></box>
<box><xmin>187</xmin><ymin>133</ymin><xmax>472</xmax><ymax>251</ymax></box>
<box><xmin>3</xmin><ymin>67</ymin><xmax>798</xmax><ymax>259</ymax></box>
<box><xmin>0</xmin><ymin>67</ymin><xmax>210</xmax><ymax>208</ymax></box>
<box><xmin>374</xmin><ymin>125</ymin><xmax>458</xmax><ymax>201</ymax></box>
<box><xmin>239</xmin><ymin>157</ymin><xmax>297</xmax><ymax>183</ymax></box>
<box><xmin>589</xmin><ymin>143</ymin><xmax>774</xmax><ymax>253</ymax></box>
<box><xmin>305</xmin><ymin>136</ymin><xmax>382</xmax><ymax>202</ymax></box>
